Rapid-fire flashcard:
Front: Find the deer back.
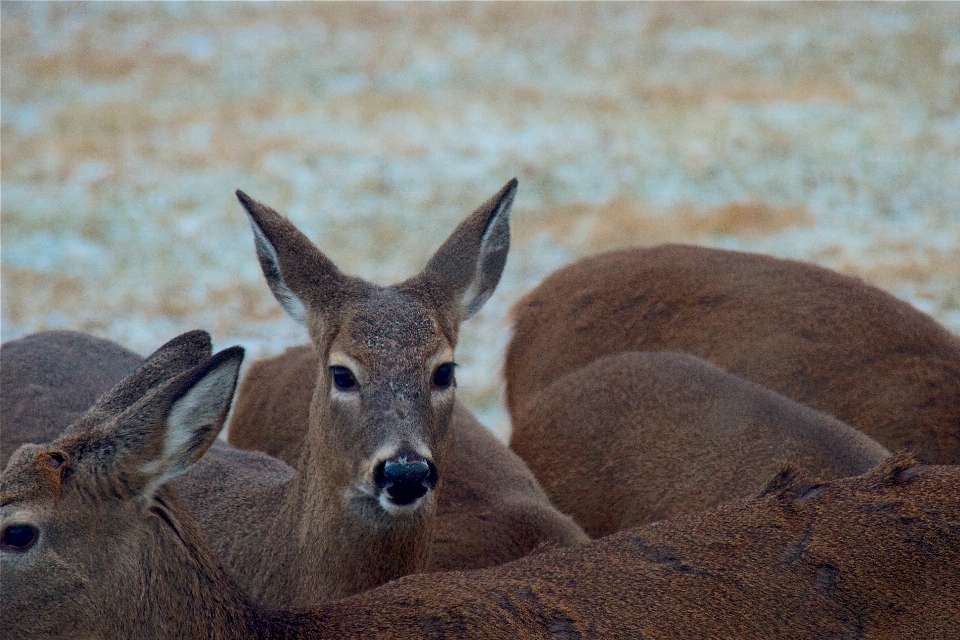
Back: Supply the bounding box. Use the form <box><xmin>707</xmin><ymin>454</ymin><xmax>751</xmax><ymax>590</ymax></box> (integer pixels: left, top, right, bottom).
<box><xmin>506</xmin><ymin>244</ymin><xmax>960</xmax><ymax>463</ymax></box>
<box><xmin>227</xmin><ymin>344</ymin><xmax>319</xmax><ymax>464</ymax></box>
<box><xmin>511</xmin><ymin>350</ymin><xmax>890</xmax><ymax>537</ymax></box>
<box><xmin>0</xmin><ymin>330</ymin><xmax>216</xmax><ymax>467</ymax></box>
<box><xmin>1</xmin><ymin>331</ymin><xmax>144</xmax><ymax>464</ymax></box>
<box><xmin>315</xmin><ymin>455</ymin><xmax>959</xmax><ymax>638</ymax></box>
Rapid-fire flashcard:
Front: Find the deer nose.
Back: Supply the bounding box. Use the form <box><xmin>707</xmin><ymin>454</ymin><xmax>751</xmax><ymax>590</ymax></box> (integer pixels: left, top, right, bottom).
<box><xmin>373</xmin><ymin>451</ymin><xmax>439</xmax><ymax>506</ymax></box>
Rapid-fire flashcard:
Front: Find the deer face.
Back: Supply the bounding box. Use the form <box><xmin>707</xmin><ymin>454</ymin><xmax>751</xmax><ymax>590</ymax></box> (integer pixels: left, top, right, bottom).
<box><xmin>0</xmin><ymin>447</ymin><xmax>157</xmax><ymax>639</ymax></box>
<box><xmin>0</xmin><ymin>447</ymin><xmax>92</xmax><ymax>639</ymax></box>
<box><xmin>237</xmin><ymin>179</ymin><xmax>515</xmax><ymax>525</ymax></box>
<box><xmin>0</xmin><ymin>340</ymin><xmax>243</xmax><ymax>638</ymax></box>
<box><xmin>316</xmin><ymin>289</ymin><xmax>455</xmax><ymax>521</ymax></box>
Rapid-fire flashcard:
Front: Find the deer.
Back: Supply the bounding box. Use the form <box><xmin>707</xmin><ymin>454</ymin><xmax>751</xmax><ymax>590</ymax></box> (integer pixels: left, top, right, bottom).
<box><xmin>506</xmin><ymin>244</ymin><xmax>960</xmax><ymax>464</ymax></box>
<box><xmin>3</xmin><ymin>342</ymin><xmax>958</xmax><ymax>638</ymax></box>
<box><xmin>218</xmin><ymin>177</ymin><xmax>586</xmax><ymax>592</ymax></box>
<box><xmin>511</xmin><ymin>350</ymin><xmax>891</xmax><ymax>538</ymax></box>
<box><xmin>1</xmin><ymin>180</ymin><xmax>586</xmax><ymax>606</ymax></box>
<box><xmin>225</xmin><ymin>343</ymin><xmax>587</xmax><ymax>572</ymax></box>
<box><xmin>0</xmin><ymin>330</ymin><xmax>143</xmax><ymax>465</ymax></box>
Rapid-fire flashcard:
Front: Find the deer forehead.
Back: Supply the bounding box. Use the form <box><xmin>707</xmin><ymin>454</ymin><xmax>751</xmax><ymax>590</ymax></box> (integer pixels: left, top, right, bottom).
<box><xmin>0</xmin><ymin>448</ymin><xmax>65</xmax><ymax>507</ymax></box>
<box><xmin>330</xmin><ymin>290</ymin><xmax>453</xmax><ymax>369</ymax></box>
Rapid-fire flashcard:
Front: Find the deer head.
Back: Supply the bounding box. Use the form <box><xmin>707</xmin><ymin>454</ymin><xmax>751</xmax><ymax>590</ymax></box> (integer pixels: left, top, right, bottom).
<box><xmin>234</xmin><ymin>179</ymin><xmax>516</xmax><ymax>528</ymax></box>
<box><xmin>0</xmin><ymin>336</ymin><xmax>244</xmax><ymax>638</ymax></box>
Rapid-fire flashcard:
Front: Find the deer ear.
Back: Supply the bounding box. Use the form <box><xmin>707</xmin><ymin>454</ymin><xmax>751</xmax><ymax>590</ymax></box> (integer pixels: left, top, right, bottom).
<box><xmin>146</xmin><ymin>330</ymin><xmax>213</xmax><ymax>366</ymax></box>
<box><xmin>133</xmin><ymin>346</ymin><xmax>244</xmax><ymax>500</ymax></box>
<box><xmin>236</xmin><ymin>190</ymin><xmax>347</xmax><ymax>327</ymax></box>
<box><xmin>407</xmin><ymin>178</ymin><xmax>516</xmax><ymax>323</ymax></box>
<box><xmin>76</xmin><ymin>330</ymin><xmax>213</xmax><ymax>428</ymax></box>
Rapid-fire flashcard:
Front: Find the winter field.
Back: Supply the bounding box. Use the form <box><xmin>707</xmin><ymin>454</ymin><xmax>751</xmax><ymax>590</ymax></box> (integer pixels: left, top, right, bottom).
<box><xmin>2</xmin><ymin>2</ymin><xmax>959</xmax><ymax>441</ymax></box>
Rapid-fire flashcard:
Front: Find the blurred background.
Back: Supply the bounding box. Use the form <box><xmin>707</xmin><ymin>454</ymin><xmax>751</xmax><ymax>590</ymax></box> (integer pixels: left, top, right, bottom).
<box><xmin>3</xmin><ymin>2</ymin><xmax>959</xmax><ymax>441</ymax></box>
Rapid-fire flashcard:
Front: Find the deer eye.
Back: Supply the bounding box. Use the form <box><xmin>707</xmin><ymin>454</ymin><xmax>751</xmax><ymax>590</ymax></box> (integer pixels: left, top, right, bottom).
<box><xmin>330</xmin><ymin>366</ymin><xmax>359</xmax><ymax>391</ymax></box>
<box><xmin>1</xmin><ymin>523</ymin><xmax>38</xmax><ymax>553</ymax></box>
<box><xmin>432</xmin><ymin>363</ymin><xmax>456</xmax><ymax>390</ymax></box>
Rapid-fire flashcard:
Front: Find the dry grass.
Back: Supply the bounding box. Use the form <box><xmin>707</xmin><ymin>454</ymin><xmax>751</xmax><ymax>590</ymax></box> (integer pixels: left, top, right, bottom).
<box><xmin>516</xmin><ymin>197</ymin><xmax>815</xmax><ymax>252</ymax></box>
<box><xmin>3</xmin><ymin>2</ymin><xmax>959</xmax><ymax>439</ymax></box>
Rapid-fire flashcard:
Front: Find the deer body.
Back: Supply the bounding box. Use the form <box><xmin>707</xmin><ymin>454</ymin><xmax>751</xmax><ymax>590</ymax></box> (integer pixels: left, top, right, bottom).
<box><xmin>3</xmin><ymin>342</ymin><xmax>957</xmax><ymax>639</ymax></box>
<box><xmin>512</xmin><ymin>350</ymin><xmax>890</xmax><ymax>537</ymax></box>
<box><xmin>0</xmin><ymin>330</ymin><xmax>142</xmax><ymax>464</ymax></box>
<box><xmin>506</xmin><ymin>244</ymin><xmax>960</xmax><ymax>464</ymax></box>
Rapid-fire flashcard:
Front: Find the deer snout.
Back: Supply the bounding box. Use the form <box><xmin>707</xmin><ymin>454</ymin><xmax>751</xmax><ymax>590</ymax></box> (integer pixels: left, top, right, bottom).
<box><xmin>373</xmin><ymin>450</ymin><xmax>439</xmax><ymax>507</ymax></box>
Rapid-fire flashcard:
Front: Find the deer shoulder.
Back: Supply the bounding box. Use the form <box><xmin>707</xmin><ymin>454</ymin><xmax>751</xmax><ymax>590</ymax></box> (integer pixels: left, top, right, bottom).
<box><xmin>511</xmin><ymin>350</ymin><xmax>891</xmax><ymax>537</ymax></box>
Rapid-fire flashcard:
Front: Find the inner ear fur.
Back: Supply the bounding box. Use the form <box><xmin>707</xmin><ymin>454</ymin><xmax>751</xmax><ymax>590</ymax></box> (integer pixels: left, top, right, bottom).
<box><xmin>402</xmin><ymin>178</ymin><xmax>517</xmax><ymax>327</ymax></box>
<box><xmin>235</xmin><ymin>190</ymin><xmax>350</xmax><ymax>328</ymax></box>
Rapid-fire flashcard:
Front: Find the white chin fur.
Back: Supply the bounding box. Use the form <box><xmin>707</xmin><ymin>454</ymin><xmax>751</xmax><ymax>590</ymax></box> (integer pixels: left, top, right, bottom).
<box><xmin>378</xmin><ymin>492</ymin><xmax>429</xmax><ymax>516</ymax></box>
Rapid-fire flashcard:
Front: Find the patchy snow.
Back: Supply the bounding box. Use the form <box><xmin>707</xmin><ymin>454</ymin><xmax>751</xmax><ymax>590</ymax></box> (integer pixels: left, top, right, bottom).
<box><xmin>2</xmin><ymin>3</ymin><xmax>958</xmax><ymax>442</ymax></box>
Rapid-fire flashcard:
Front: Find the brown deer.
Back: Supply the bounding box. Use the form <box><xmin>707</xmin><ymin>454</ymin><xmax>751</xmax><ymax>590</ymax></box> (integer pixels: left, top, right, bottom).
<box><xmin>3</xmin><ymin>347</ymin><xmax>957</xmax><ymax>638</ymax></box>
<box><xmin>2</xmin><ymin>179</ymin><xmax>585</xmax><ymax>606</ymax></box>
<box><xmin>506</xmin><ymin>245</ymin><xmax>960</xmax><ymax>464</ymax></box>
<box><xmin>221</xmin><ymin>179</ymin><xmax>585</xmax><ymax>591</ymax></box>
<box><xmin>512</xmin><ymin>350</ymin><xmax>890</xmax><ymax>538</ymax></box>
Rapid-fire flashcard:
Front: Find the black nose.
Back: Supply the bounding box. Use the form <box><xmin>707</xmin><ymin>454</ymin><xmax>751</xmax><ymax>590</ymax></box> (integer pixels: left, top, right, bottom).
<box><xmin>374</xmin><ymin>451</ymin><xmax>439</xmax><ymax>506</ymax></box>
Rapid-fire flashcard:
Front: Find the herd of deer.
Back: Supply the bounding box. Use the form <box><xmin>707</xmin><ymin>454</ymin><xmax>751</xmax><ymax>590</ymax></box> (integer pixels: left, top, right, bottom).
<box><xmin>2</xmin><ymin>179</ymin><xmax>959</xmax><ymax>638</ymax></box>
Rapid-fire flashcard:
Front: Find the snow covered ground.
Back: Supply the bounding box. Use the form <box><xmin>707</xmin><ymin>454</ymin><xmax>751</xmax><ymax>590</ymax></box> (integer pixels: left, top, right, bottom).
<box><xmin>3</xmin><ymin>3</ymin><xmax>958</xmax><ymax>441</ymax></box>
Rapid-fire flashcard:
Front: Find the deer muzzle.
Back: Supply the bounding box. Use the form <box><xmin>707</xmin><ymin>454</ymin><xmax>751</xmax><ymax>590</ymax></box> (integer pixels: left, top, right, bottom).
<box><xmin>373</xmin><ymin>450</ymin><xmax>439</xmax><ymax>507</ymax></box>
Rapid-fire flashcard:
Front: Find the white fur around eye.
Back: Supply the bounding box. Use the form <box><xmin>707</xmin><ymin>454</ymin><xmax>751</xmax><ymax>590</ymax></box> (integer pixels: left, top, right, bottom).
<box><xmin>328</xmin><ymin>352</ymin><xmax>364</xmax><ymax>401</ymax></box>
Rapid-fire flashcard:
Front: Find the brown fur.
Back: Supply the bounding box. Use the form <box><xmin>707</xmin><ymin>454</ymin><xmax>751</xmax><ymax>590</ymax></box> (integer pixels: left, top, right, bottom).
<box><xmin>229</xmin><ymin>344</ymin><xmax>588</xmax><ymax>572</ymax></box>
<box><xmin>512</xmin><ymin>350</ymin><xmax>891</xmax><ymax>538</ymax></box>
<box><xmin>226</xmin><ymin>344</ymin><xmax>325</xmax><ymax>465</ymax></box>
<box><xmin>5</xmin><ymin>369</ymin><xmax>958</xmax><ymax>640</ymax></box>
<box><xmin>214</xmin><ymin>179</ymin><xmax>585</xmax><ymax>604</ymax></box>
<box><xmin>506</xmin><ymin>245</ymin><xmax>960</xmax><ymax>463</ymax></box>
<box><xmin>0</xmin><ymin>330</ymin><xmax>143</xmax><ymax>464</ymax></box>
<box><xmin>1</xmin><ymin>180</ymin><xmax>585</xmax><ymax>608</ymax></box>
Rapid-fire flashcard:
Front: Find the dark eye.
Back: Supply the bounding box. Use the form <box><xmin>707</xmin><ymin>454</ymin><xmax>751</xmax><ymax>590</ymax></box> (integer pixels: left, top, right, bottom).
<box><xmin>330</xmin><ymin>366</ymin><xmax>359</xmax><ymax>391</ymax></box>
<box><xmin>432</xmin><ymin>363</ymin><xmax>456</xmax><ymax>390</ymax></box>
<box><xmin>1</xmin><ymin>523</ymin><xmax>38</xmax><ymax>553</ymax></box>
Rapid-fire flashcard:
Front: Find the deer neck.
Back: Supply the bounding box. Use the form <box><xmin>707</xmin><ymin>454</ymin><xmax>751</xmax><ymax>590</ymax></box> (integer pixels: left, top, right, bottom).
<box><xmin>258</xmin><ymin>408</ymin><xmax>438</xmax><ymax>607</ymax></box>
<box><xmin>136</xmin><ymin>493</ymin><xmax>261</xmax><ymax>639</ymax></box>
